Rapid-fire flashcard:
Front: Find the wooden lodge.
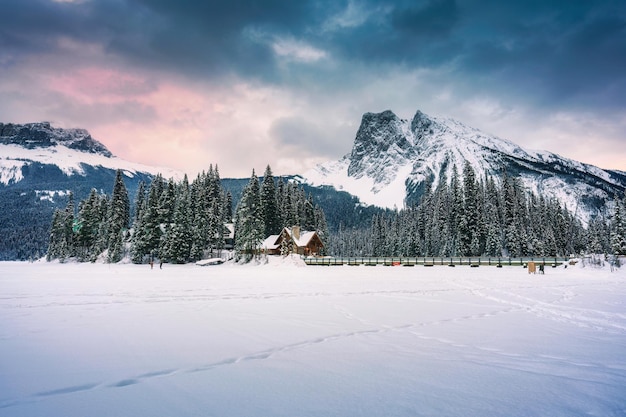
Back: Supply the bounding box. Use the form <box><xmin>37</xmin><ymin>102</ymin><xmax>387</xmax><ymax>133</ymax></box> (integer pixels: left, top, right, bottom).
<box><xmin>261</xmin><ymin>226</ymin><xmax>324</xmax><ymax>256</ymax></box>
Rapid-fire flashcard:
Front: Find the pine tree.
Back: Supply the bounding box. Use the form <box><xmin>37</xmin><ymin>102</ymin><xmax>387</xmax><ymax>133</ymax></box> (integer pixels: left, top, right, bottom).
<box><xmin>133</xmin><ymin>181</ymin><xmax>147</xmax><ymax>226</ymax></box>
<box><xmin>46</xmin><ymin>193</ymin><xmax>75</xmax><ymax>261</ymax></box>
<box><xmin>234</xmin><ymin>170</ymin><xmax>265</xmax><ymax>261</ymax></box>
<box><xmin>107</xmin><ymin>170</ymin><xmax>130</xmax><ymax>263</ymax></box>
<box><xmin>133</xmin><ymin>175</ymin><xmax>164</xmax><ymax>262</ymax></box>
<box><xmin>461</xmin><ymin>161</ymin><xmax>481</xmax><ymax>256</ymax></box>
<box><xmin>314</xmin><ymin>205</ymin><xmax>329</xmax><ymax>255</ymax></box>
<box><xmin>162</xmin><ymin>175</ymin><xmax>193</xmax><ymax>263</ymax></box>
<box><xmin>75</xmin><ymin>189</ymin><xmax>103</xmax><ymax>261</ymax></box>
<box><xmin>190</xmin><ymin>174</ymin><xmax>209</xmax><ymax>261</ymax></box>
<box><xmin>46</xmin><ymin>209</ymin><xmax>65</xmax><ymax>261</ymax></box>
<box><xmin>223</xmin><ymin>191</ymin><xmax>233</xmax><ymax>222</ymax></box>
<box><xmin>611</xmin><ymin>196</ymin><xmax>626</xmax><ymax>255</ymax></box>
<box><xmin>158</xmin><ymin>179</ymin><xmax>176</xmax><ymax>225</ymax></box>
<box><xmin>260</xmin><ymin>165</ymin><xmax>280</xmax><ymax>237</ymax></box>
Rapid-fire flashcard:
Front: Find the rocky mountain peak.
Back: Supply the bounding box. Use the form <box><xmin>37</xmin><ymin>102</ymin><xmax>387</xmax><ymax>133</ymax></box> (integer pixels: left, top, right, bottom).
<box><xmin>410</xmin><ymin>110</ymin><xmax>435</xmax><ymax>140</ymax></box>
<box><xmin>0</xmin><ymin>122</ymin><xmax>112</xmax><ymax>157</ymax></box>
<box><xmin>347</xmin><ymin>110</ymin><xmax>413</xmax><ymax>178</ymax></box>
<box><xmin>304</xmin><ymin>108</ymin><xmax>626</xmax><ymax>224</ymax></box>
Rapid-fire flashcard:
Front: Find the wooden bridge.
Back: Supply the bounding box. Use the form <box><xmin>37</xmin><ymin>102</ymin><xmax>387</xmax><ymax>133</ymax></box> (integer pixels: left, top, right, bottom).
<box><xmin>302</xmin><ymin>256</ymin><xmax>569</xmax><ymax>267</ymax></box>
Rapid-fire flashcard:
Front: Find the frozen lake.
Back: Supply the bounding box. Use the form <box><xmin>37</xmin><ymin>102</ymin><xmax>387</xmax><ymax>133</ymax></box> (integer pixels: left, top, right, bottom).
<box><xmin>1</xmin><ymin>259</ymin><xmax>625</xmax><ymax>416</ymax></box>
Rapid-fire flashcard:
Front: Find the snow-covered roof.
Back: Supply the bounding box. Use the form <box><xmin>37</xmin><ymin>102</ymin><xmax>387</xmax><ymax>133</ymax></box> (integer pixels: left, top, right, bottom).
<box><xmin>261</xmin><ymin>234</ymin><xmax>280</xmax><ymax>250</ymax></box>
<box><xmin>224</xmin><ymin>223</ymin><xmax>235</xmax><ymax>239</ymax></box>
<box><xmin>294</xmin><ymin>231</ymin><xmax>317</xmax><ymax>247</ymax></box>
<box><xmin>261</xmin><ymin>228</ymin><xmax>320</xmax><ymax>251</ymax></box>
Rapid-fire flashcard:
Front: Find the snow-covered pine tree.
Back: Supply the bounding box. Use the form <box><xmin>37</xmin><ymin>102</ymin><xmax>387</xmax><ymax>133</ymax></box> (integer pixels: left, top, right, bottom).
<box><xmin>207</xmin><ymin>167</ymin><xmax>225</xmax><ymax>254</ymax></box>
<box><xmin>303</xmin><ymin>194</ymin><xmax>317</xmax><ymax>232</ymax></box>
<box><xmin>611</xmin><ymin>196</ymin><xmax>626</xmax><ymax>256</ymax></box>
<box><xmin>162</xmin><ymin>175</ymin><xmax>192</xmax><ymax>263</ymax></box>
<box><xmin>483</xmin><ymin>176</ymin><xmax>502</xmax><ymax>256</ymax></box>
<box><xmin>282</xmin><ymin>182</ymin><xmax>300</xmax><ymax>228</ymax></box>
<box><xmin>107</xmin><ymin>170</ymin><xmax>130</xmax><ymax>263</ymax></box>
<box><xmin>190</xmin><ymin>173</ymin><xmax>209</xmax><ymax>261</ymax></box>
<box><xmin>75</xmin><ymin>189</ymin><xmax>106</xmax><ymax>261</ymax></box>
<box><xmin>261</xmin><ymin>165</ymin><xmax>281</xmax><ymax>237</ymax></box>
<box><xmin>158</xmin><ymin>178</ymin><xmax>176</xmax><ymax>225</ymax></box>
<box><xmin>128</xmin><ymin>181</ymin><xmax>148</xmax><ymax>262</ymax></box>
<box><xmin>223</xmin><ymin>191</ymin><xmax>233</xmax><ymax>222</ymax></box>
<box><xmin>130</xmin><ymin>174</ymin><xmax>164</xmax><ymax>263</ymax></box>
<box><xmin>586</xmin><ymin>216</ymin><xmax>610</xmax><ymax>255</ymax></box>
<box><xmin>314</xmin><ymin>205</ymin><xmax>329</xmax><ymax>255</ymax></box>
<box><xmin>133</xmin><ymin>181</ymin><xmax>147</xmax><ymax>226</ymax></box>
<box><xmin>46</xmin><ymin>209</ymin><xmax>65</xmax><ymax>261</ymax></box>
<box><xmin>234</xmin><ymin>170</ymin><xmax>265</xmax><ymax>261</ymax></box>
<box><xmin>47</xmin><ymin>192</ymin><xmax>75</xmax><ymax>261</ymax></box>
<box><xmin>449</xmin><ymin>165</ymin><xmax>463</xmax><ymax>255</ymax></box>
<box><xmin>461</xmin><ymin>161</ymin><xmax>482</xmax><ymax>256</ymax></box>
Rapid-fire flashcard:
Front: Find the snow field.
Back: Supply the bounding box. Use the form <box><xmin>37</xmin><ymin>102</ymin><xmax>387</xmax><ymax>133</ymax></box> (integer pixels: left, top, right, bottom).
<box><xmin>1</xmin><ymin>260</ymin><xmax>625</xmax><ymax>416</ymax></box>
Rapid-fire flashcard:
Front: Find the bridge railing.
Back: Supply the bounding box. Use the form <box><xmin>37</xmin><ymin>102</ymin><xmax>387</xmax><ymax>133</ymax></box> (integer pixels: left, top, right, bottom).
<box><xmin>302</xmin><ymin>256</ymin><xmax>569</xmax><ymax>267</ymax></box>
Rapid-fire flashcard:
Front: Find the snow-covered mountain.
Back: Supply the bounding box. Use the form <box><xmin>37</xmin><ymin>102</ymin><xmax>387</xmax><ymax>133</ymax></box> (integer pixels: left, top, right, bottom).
<box><xmin>304</xmin><ymin>110</ymin><xmax>626</xmax><ymax>223</ymax></box>
<box><xmin>0</xmin><ymin>122</ymin><xmax>181</xmax><ymax>185</ymax></box>
<box><xmin>0</xmin><ymin>122</ymin><xmax>183</xmax><ymax>260</ymax></box>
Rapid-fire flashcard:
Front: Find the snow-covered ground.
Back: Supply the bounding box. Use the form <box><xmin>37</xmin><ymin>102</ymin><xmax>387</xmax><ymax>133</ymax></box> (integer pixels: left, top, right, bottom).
<box><xmin>1</xmin><ymin>259</ymin><xmax>625</xmax><ymax>417</ymax></box>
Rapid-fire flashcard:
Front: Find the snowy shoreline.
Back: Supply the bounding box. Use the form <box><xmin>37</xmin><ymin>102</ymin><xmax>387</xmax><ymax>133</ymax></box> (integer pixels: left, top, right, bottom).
<box><xmin>1</xmin><ymin>261</ymin><xmax>625</xmax><ymax>416</ymax></box>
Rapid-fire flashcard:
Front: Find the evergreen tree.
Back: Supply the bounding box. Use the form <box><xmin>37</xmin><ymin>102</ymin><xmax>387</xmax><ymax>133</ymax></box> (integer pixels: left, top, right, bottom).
<box><xmin>162</xmin><ymin>175</ymin><xmax>192</xmax><ymax>263</ymax></box>
<box><xmin>46</xmin><ymin>193</ymin><xmax>75</xmax><ymax>261</ymax></box>
<box><xmin>234</xmin><ymin>170</ymin><xmax>265</xmax><ymax>260</ymax></box>
<box><xmin>314</xmin><ymin>205</ymin><xmax>329</xmax><ymax>255</ymax></box>
<box><xmin>130</xmin><ymin>175</ymin><xmax>163</xmax><ymax>263</ymax></box>
<box><xmin>611</xmin><ymin>197</ymin><xmax>626</xmax><ymax>255</ymax></box>
<box><xmin>260</xmin><ymin>165</ymin><xmax>280</xmax><ymax>237</ymax></box>
<box><xmin>158</xmin><ymin>179</ymin><xmax>176</xmax><ymax>225</ymax></box>
<box><xmin>223</xmin><ymin>191</ymin><xmax>233</xmax><ymax>222</ymax></box>
<box><xmin>75</xmin><ymin>189</ymin><xmax>104</xmax><ymax>261</ymax></box>
<box><xmin>46</xmin><ymin>209</ymin><xmax>65</xmax><ymax>261</ymax></box>
<box><xmin>107</xmin><ymin>170</ymin><xmax>130</xmax><ymax>263</ymax></box>
<box><xmin>461</xmin><ymin>162</ymin><xmax>481</xmax><ymax>256</ymax></box>
<box><xmin>133</xmin><ymin>181</ymin><xmax>147</xmax><ymax>226</ymax></box>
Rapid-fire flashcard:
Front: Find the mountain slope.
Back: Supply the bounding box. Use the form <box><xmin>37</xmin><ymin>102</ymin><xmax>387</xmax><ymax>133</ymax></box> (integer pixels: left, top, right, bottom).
<box><xmin>304</xmin><ymin>110</ymin><xmax>626</xmax><ymax>223</ymax></box>
<box><xmin>0</xmin><ymin>122</ymin><xmax>182</xmax><ymax>260</ymax></box>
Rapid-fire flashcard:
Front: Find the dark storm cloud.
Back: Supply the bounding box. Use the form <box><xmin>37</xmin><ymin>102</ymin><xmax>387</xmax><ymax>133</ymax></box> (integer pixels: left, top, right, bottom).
<box><xmin>0</xmin><ymin>0</ymin><xmax>94</xmax><ymax>56</ymax></box>
<box><xmin>450</xmin><ymin>0</ymin><xmax>626</xmax><ymax>109</ymax></box>
<box><xmin>98</xmin><ymin>0</ymin><xmax>328</xmax><ymax>78</ymax></box>
<box><xmin>391</xmin><ymin>0</ymin><xmax>459</xmax><ymax>38</ymax></box>
<box><xmin>1</xmin><ymin>0</ymin><xmax>625</xmax><ymax>112</ymax></box>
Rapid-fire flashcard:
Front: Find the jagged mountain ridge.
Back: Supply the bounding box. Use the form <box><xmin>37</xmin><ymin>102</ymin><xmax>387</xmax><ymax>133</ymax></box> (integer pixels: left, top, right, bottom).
<box><xmin>0</xmin><ymin>122</ymin><xmax>182</xmax><ymax>184</ymax></box>
<box><xmin>0</xmin><ymin>122</ymin><xmax>112</xmax><ymax>156</ymax></box>
<box><xmin>304</xmin><ymin>109</ymin><xmax>626</xmax><ymax>223</ymax></box>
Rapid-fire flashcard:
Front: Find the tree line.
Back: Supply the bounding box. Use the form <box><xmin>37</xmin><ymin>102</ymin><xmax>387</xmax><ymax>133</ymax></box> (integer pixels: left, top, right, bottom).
<box><xmin>327</xmin><ymin>162</ymin><xmax>626</xmax><ymax>259</ymax></box>
<box><xmin>46</xmin><ymin>162</ymin><xmax>626</xmax><ymax>264</ymax></box>
<box><xmin>47</xmin><ymin>165</ymin><xmax>329</xmax><ymax>263</ymax></box>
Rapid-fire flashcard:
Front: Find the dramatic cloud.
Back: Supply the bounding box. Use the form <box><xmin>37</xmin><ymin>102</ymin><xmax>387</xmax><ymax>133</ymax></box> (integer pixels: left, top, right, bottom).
<box><xmin>1</xmin><ymin>0</ymin><xmax>625</xmax><ymax>176</ymax></box>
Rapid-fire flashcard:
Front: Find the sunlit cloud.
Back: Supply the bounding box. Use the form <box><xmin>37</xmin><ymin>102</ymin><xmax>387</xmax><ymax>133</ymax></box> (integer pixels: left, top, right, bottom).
<box><xmin>272</xmin><ymin>38</ymin><xmax>327</xmax><ymax>63</ymax></box>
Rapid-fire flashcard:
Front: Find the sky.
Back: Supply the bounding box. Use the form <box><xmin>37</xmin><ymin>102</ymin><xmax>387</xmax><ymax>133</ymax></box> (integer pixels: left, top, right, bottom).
<box><xmin>1</xmin><ymin>0</ymin><xmax>625</xmax><ymax>178</ymax></box>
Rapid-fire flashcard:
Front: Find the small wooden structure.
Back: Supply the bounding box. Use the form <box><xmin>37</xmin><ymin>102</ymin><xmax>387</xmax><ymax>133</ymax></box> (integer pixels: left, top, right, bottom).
<box><xmin>261</xmin><ymin>226</ymin><xmax>324</xmax><ymax>256</ymax></box>
<box><xmin>528</xmin><ymin>261</ymin><xmax>537</xmax><ymax>274</ymax></box>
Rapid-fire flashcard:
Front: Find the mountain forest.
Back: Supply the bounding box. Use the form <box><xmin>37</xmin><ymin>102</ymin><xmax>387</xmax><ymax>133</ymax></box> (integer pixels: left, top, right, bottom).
<box><xmin>47</xmin><ymin>166</ymin><xmax>329</xmax><ymax>264</ymax></box>
<box><xmin>46</xmin><ymin>162</ymin><xmax>626</xmax><ymax>264</ymax></box>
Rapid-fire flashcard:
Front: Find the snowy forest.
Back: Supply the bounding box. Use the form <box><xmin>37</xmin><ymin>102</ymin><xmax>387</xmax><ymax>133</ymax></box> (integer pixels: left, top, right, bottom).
<box><xmin>328</xmin><ymin>162</ymin><xmax>626</xmax><ymax>259</ymax></box>
<box><xmin>46</xmin><ymin>162</ymin><xmax>626</xmax><ymax>264</ymax></box>
<box><xmin>46</xmin><ymin>165</ymin><xmax>329</xmax><ymax>264</ymax></box>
